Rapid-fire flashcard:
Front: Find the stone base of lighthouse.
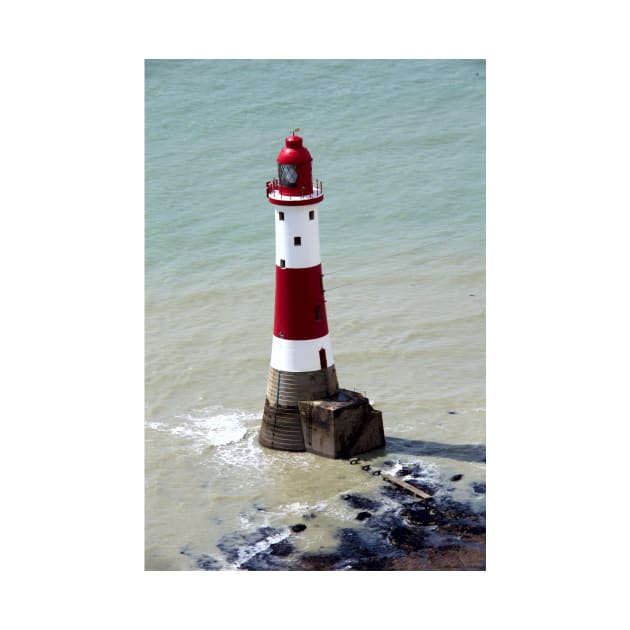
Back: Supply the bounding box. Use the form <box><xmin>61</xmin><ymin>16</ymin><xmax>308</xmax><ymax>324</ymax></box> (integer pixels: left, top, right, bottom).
<box><xmin>259</xmin><ymin>366</ymin><xmax>385</xmax><ymax>458</ymax></box>
<box><xmin>260</xmin><ymin>365</ymin><xmax>339</xmax><ymax>451</ymax></box>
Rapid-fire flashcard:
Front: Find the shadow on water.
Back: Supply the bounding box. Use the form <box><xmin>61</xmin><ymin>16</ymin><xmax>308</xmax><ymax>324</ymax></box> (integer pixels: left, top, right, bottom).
<box><xmin>364</xmin><ymin>436</ymin><xmax>486</xmax><ymax>464</ymax></box>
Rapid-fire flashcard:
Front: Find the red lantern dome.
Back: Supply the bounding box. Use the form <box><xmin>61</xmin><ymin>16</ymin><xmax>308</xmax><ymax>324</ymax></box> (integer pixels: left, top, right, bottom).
<box><xmin>276</xmin><ymin>135</ymin><xmax>313</xmax><ymax>196</ymax></box>
<box><xmin>266</xmin><ymin>134</ymin><xmax>323</xmax><ymax>204</ymax></box>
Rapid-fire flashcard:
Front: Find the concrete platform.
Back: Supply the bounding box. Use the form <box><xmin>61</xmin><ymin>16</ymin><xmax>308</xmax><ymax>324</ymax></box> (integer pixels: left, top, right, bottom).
<box><xmin>298</xmin><ymin>389</ymin><xmax>385</xmax><ymax>459</ymax></box>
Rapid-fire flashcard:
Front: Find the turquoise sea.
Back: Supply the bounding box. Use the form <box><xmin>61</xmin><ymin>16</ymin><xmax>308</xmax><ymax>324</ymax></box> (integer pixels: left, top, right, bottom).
<box><xmin>145</xmin><ymin>59</ymin><xmax>485</xmax><ymax>570</ymax></box>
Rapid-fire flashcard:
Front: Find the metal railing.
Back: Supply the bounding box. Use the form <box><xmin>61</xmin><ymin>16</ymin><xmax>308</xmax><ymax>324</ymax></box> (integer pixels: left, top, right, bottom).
<box><xmin>266</xmin><ymin>178</ymin><xmax>323</xmax><ymax>200</ymax></box>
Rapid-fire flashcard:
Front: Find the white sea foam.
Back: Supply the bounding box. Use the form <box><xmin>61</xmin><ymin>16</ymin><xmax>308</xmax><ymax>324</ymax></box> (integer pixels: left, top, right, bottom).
<box><xmin>387</xmin><ymin>459</ymin><xmax>440</xmax><ymax>484</ymax></box>
<box><xmin>146</xmin><ymin>406</ymin><xmax>258</xmax><ymax>452</ymax></box>
<box><xmin>230</xmin><ymin>528</ymin><xmax>291</xmax><ymax>570</ymax></box>
<box><xmin>275</xmin><ymin>500</ymin><xmax>327</xmax><ymax>517</ymax></box>
<box><xmin>214</xmin><ymin>428</ymin><xmax>267</xmax><ymax>472</ymax></box>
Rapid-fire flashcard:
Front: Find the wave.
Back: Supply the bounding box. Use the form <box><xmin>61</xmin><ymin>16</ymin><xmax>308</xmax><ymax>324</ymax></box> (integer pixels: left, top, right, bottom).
<box><xmin>146</xmin><ymin>406</ymin><xmax>258</xmax><ymax>452</ymax></box>
<box><xmin>213</xmin><ymin>427</ymin><xmax>267</xmax><ymax>472</ymax></box>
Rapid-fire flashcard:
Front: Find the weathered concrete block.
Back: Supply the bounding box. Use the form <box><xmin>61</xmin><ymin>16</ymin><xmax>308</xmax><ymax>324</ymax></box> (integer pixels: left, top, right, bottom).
<box><xmin>298</xmin><ymin>389</ymin><xmax>385</xmax><ymax>459</ymax></box>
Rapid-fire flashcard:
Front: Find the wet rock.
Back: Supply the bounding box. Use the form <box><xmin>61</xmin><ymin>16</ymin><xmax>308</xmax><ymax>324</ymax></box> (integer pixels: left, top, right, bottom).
<box><xmin>336</xmin><ymin>527</ymin><xmax>382</xmax><ymax>559</ymax></box>
<box><xmin>269</xmin><ymin>541</ymin><xmax>294</xmax><ymax>556</ymax></box>
<box><xmin>441</xmin><ymin>522</ymin><xmax>486</xmax><ymax>540</ymax></box>
<box><xmin>383</xmin><ymin>460</ymin><xmax>395</xmax><ymax>467</ymax></box>
<box><xmin>348</xmin><ymin>556</ymin><xmax>390</xmax><ymax>571</ymax></box>
<box><xmin>240</xmin><ymin>554</ymin><xmax>289</xmax><ymax>571</ymax></box>
<box><xmin>388</xmin><ymin>524</ymin><xmax>425</xmax><ymax>551</ymax></box>
<box><xmin>196</xmin><ymin>554</ymin><xmax>221</xmax><ymax>571</ymax></box>
<box><xmin>395</xmin><ymin>463</ymin><xmax>425</xmax><ymax>478</ymax></box>
<box><xmin>296</xmin><ymin>527</ymin><xmax>393</xmax><ymax>570</ymax></box>
<box><xmin>444</xmin><ymin>507</ymin><xmax>467</xmax><ymax>520</ymax></box>
<box><xmin>437</xmin><ymin>498</ymin><xmax>485</xmax><ymax>526</ymax></box>
<box><xmin>400</xmin><ymin>505</ymin><xmax>439</xmax><ymax>526</ymax></box>
<box><xmin>341</xmin><ymin>493</ymin><xmax>381</xmax><ymax>511</ymax></box>
<box><xmin>206</xmin><ymin>459</ymin><xmax>485</xmax><ymax>571</ymax></box>
<box><xmin>381</xmin><ymin>482</ymin><xmax>421</xmax><ymax>505</ymax></box>
<box><xmin>298</xmin><ymin>553</ymin><xmax>342</xmax><ymax>570</ymax></box>
<box><xmin>217</xmin><ymin>526</ymin><xmax>285</xmax><ymax>564</ymax></box>
<box><xmin>427</xmin><ymin>544</ymin><xmax>485</xmax><ymax>570</ymax></box>
<box><xmin>472</xmin><ymin>482</ymin><xmax>486</xmax><ymax>494</ymax></box>
<box><xmin>448</xmin><ymin>410</ymin><xmax>457</xmax><ymax>415</ymax></box>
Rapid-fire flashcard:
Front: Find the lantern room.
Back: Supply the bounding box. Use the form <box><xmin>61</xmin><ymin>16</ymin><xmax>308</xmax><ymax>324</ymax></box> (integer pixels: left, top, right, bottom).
<box><xmin>276</xmin><ymin>135</ymin><xmax>314</xmax><ymax>197</ymax></box>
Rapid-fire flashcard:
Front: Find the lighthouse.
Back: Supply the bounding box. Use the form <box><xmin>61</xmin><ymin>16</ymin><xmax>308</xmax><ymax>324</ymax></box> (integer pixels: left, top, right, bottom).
<box><xmin>259</xmin><ymin>133</ymin><xmax>385</xmax><ymax>458</ymax></box>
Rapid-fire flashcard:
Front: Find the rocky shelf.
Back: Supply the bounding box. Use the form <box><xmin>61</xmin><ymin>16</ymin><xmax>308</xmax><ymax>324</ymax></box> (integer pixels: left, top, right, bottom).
<box><xmin>182</xmin><ymin>460</ymin><xmax>485</xmax><ymax>571</ymax></box>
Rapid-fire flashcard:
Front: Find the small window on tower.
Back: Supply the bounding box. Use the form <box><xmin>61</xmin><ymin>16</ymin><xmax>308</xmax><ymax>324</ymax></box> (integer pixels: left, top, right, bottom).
<box><xmin>315</xmin><ymin>304</ymin><xmax>322</xmax><ymax>321</ymax></box>
<box><xmin>279</xmin><ymin>212</ymin><xmax>285</xmax><ymax>221</ymax></box>
<box><xmin>309</xmin><ymin>210</ymin><xmax>315</xmax><ymax>220</ymax></box>
<box><xmin>294</xmin><ymin>236</ymin><xmax>302</xmax><ymax>246</ymax></box>
<box><xmin>280</xmin><ymin>259</ymin><xmax>286</xmax><ymax>268</ymax></box>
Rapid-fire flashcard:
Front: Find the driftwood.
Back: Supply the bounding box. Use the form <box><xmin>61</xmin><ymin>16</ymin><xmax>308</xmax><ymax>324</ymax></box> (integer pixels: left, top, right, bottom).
<box><xmin>382</xmin><ymin>473</ymin><xmax>432</xmax><ymax>500</ymax></box>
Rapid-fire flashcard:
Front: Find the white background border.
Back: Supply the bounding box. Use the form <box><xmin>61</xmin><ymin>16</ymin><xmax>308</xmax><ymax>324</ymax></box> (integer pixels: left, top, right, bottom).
<box><xmin>3</xmin><ymin>1</ymin><xmax>629</xmax><ymax>628</ymax></box>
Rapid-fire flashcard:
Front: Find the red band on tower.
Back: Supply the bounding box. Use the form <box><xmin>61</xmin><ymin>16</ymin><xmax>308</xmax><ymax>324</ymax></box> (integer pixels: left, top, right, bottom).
<box><xmin>273</xmin><ymin>264</ymin><xmax>328</xmax><ymax>340</ymax></box>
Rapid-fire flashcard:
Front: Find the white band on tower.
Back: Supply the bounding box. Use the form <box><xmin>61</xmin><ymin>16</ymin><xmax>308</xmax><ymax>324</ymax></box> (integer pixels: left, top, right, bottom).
<box><xmin>270</xmin><ymin>334</ymin><xmax>335</xmax><ymax>372</ymax></box>
<box><xmin>275</xmin><ymin>205</ymin><xmax>321</xmax><ymax>269</ymax></box>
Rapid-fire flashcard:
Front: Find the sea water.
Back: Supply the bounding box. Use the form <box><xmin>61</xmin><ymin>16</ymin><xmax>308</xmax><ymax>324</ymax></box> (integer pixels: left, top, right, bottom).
<box><xmin>145</xmin><ymin>59</ymin><xmax>485</xmax><ymax>570</ymax></box>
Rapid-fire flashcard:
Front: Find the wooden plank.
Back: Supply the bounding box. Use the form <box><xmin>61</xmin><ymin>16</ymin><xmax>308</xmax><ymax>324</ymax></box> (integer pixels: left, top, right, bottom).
<box><xmin>382</xmin><ymin>473</ymin><xmax>432</xmax><ymax>500</ymax></box>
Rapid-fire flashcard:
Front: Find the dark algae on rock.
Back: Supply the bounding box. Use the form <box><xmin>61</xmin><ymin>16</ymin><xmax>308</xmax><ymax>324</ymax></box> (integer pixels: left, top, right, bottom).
<box><xmin>297</xmin><ymin>473</ymin><xmax>484</xmax><ymax>570</ymax></box>
<box><xmin>188</xmin><ymin>458</ymin><xmax>485</xmax><ymax>571</ymax></box>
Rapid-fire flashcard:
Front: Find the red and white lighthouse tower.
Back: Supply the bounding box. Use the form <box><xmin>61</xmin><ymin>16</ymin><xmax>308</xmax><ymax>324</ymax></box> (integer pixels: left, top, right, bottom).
<box><xmin>259</xmin><ymin>133</ymin><xmax>338</xmax><ymax>451</ymax></box>
<box><xmin>259</xmin><ymin>133</ymin><xmax>384</xmax><ymax>457</ymax></box>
